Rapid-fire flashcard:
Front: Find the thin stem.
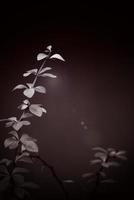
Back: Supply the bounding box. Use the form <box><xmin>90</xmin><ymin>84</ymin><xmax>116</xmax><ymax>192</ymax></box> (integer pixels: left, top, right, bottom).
<box><xmin>31</xmin><ymin>155</ymin><xmax>69</xmax><ymax>200</ymax></box>
<box><xmin>91</xmin><ymin>154</ymin><xmax>110</xmax><ymax>196</ymax></box>
<box><xmin>32</xmin><ymin>52</ymin><xmax>51</xmax><ymax>87</ymax></box>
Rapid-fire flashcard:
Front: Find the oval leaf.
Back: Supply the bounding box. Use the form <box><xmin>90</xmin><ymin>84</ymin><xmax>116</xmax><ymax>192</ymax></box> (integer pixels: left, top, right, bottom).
<box><xmin>4</xmin><ymin>137</ymin><xmax>19</xmax><ymax>149</ymax></box>
<box><xmin>39</xmin><ymin>67</ymin><xmax>52</xmax><ymax>74</ymax></box>
<box><xmin>29</xmin><ymin>105</ymin><xmax>43</xmax><ymax>117</ymax></box>
<box><xmin>13</xmin><ymin>84</ymin><xmax>27</xmax><ymax>91</ymax></box>
<box><xmin>23</xmin><ymin>69</ymin><xmax>38</xmax><ymax>77</ymax></box>
<box><xmin>35</xmin><ymin>86</ymin><xmax>46</xmax><ymax>94</ymax></box>
<box><xmin>22</xmin><ymin>121</ymin><xmax>31</xmax><ymax>126</ymax></box>
<box><xmin>39</xmin><ymin>73</ymin><xmax>57</xmax><ymax>78</ymax></box>
<box><xmin>90</xmin><ymin>159</ymin><xmax>102</xmax><ymax>165</ymax></box>
<box><xmin>50</xmin><ymin>54</ymin><xmax>65</xmax><ymax>61</ymax></box>
<box><xmin>8</xmin><ymin>131</ymin><xmax>19</xmax><ymax>139</ymax></box>
<box><xmin>92</xmin><ymin>147</ymin><xmax>107</xmax><ymax>153</ymax></box>
<box><xmin>13</xmin><ymin>121</ymin><xmax>23</xmax><ymax>131</ymax></box>
<box><xmin>23</xmin><ymin>88</ymin><xmax>35</xmax><ymax>98</ymax></box>
<box><xmin>46</xmin><ymin>45</ymin><xmax>52</xmax><ymax>52</ymax></box>
<box><xmin>37</xmin><ymin>53</ymin><xmax>48</xmax><ymax>61</ymax></box>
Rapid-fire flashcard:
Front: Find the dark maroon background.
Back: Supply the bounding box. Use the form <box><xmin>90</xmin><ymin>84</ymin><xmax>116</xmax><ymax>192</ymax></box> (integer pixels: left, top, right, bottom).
<box><xmin>0</xmin><ymin>3</ymin><xmax>134</xmax><ymax>199</ymax></box>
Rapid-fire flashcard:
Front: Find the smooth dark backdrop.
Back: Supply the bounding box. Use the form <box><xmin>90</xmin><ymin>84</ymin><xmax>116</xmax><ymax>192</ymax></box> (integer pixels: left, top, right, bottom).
<box><xmin>0</xmin><ymin>3</ymin><xmax>134</xmax><ymax>199</ymax></box>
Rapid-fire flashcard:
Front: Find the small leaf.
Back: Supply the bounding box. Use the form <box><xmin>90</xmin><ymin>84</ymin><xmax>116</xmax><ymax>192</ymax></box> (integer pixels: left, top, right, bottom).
<box><xmin>22</xmin><ymin>182</ymin><xmax>39</xmax><ymax>189</ymax></box>
<box><xmin>23</xmin><ymin>99</ymin><xmax>30</xmax><ymax>105</ymax></box>
<box><xmin>46</xmin><ymin>45</ymin><xmax>52</xmax><ymax>52</ymax></box>
<box><xmin>101</xmin><ymin>179</ymin><xmax>115</xmax><ymax>184</ymax></box>
<box><xmin>116</xmin><ymin>155</ymin><xmax>127</xmax><ymax>160</ymax></box>
<box><xmin>37</xmin><ymin>53</ymin><xmax>48</xmax><ymax>61</ymax></box>
<box><xmin>20</xmin><ymin>134</ymin><xmax>37</xmax><ymax>143</ymax></box>
<box><xmin>92</xmin><ymin>147</ymin><xmax>107</xmax><ymax>153</ymax></box>
<box><xmin>13</xmin><ymin>121</ymin><xmax>23</xmax><ymax>131</ymax></box>
<box><xmin>42</xmin><ymin>107</ymin><xmax>47</xmax><ymax>113</ymax></box>
<box><xmin>4</xmin><ymin>137</ymin><xmax>19</xmax><ymax>149</ymax></box>
<box><xmin>100</xmin><ymin>172</ymin><xmax>106</xmax><ymax>178</ymax></box>
<box><xmin>82</xmin><ymin>172</ymin><xmax>94</xmax><ymax>178</ymax></box>
<box><xmin>8</xmin><ymin>117</ymin><xmax>17</xmax><ymax>121</ymax></box>
<box><xmin>22</xmin><ymin>121</ymin><xmax>31</xmax><ymax>126</ymax></box>
<box><xmin>94</xmin><ymin>152</ymin><xmax>107</xmax><ymax>162</ymax></box>
<box><xmin>8</xmin><ymin>131</ymin><xmax>19</xmax><ymax>140</ymax></box>
<box><xmin>23</xmin><ymin>88</ymin><xmax>35</xmax><ymax>98</ymax></box>
<box><xmin>39</xmin><ymin>67</ymin><xmax>52</xmax><ymax>74</ymax></box>
<box><xmin>35</xmin><ymin>86</ymin><xmax>46</xmax><ymax>94</ymax></box>
<box><xmin>16</xmin><ymin>152</ymin><xmax>32</xmax><ymax>164</ymax></box>
<box><xmin>13</xmin><ymin>84</ymin><xmax>27</xmax><ymax>91</ymax></box>
<box><xmin>29</xmin><ymin>104</ymin><xmax>43</xmax><ymax>117</ymax></box>
<box><xmin>39</xmin><ymin>73</ymin><xmax>57</xmax><ymax>78</ymax></box>
<box><xmin>23</xmin><ymin>69</ymin><xmax>38</xmax><ymax>77</ymax></box>
<box><xmin>105</xmin><ymin>161</ymin><xmax>120</xmax><ymax>167</ymax></box>
<box><xmin>0</xmin><ymin>159</ymin><xmax>12</xmax><ymax>166</ymax></box>
<box><xmin>90</xmin><ymin>159</ymin><xmax>102</xmax><ymax>165</ymax></box>
<box><xmin>63</xmin><ymin>180</ymin><xmax>74</xmax><ymax>183</ymax></box>
<box><xmin>107</xmin><ymin>148</ymin><xmax>115</xmax><ymax>152</ymax></box>
<box><xmin>18</xmin><ymin>103</ymin><xmax>28</xmax><ymax>110</ymax></box>
<box><xmin>22</xmin><ymin>141</ymin><xmax>38</xmax><ymax>153</ymax></box>
<box><xmin>21</xmin><ymin>112</ymin><xmax>33</xmax><ymax>120</ymax></box>
<box><xmin>5</xmin><ymin>121</ymin><xmax>14</xmax><ymax>128</ymax></box>
<box><xmin>12</xmin><ymin>167</ymin><xmax>29</xmax><ymax>174</ymax></box>
<box><xmin>50</xmin><ymin>53</ymin><xmax>65</xmax><ymax>61</ymax></box>
<box><xmin>20</xmin><ymin>134</ymin><xmax>38</xmax><ymax>153</ymax></box>
<box><xmin>116</xmin><ymin>150</ymin><xmax>126</xmax><ymax>156</ymax></box>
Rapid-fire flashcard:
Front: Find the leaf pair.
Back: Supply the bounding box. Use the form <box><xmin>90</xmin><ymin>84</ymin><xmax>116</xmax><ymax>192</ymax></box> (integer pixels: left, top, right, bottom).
<box><xmin>0</xmin><ymin>117</ymin><xmax>31</xmax><ymax>131</ymax></box>
<box><xmin>37</xmin><ymin>45</ymin><xmax>65</xmax><ymax>62</ymax></box>
<box><xmin>23</xmin><ymin>67</ymin><xmax>56</xmax><ymax>79</ymax></box>
<box><xmin>18</xmin><ymin>99</ymin><xmax>47</xmax><ymax>117</ymax></box>
<box><xmin>13</xmin><ymin>83</ymin><xmax>46</xmax><ymax>98</ymax></box>
<box><xmin>4</xmin><ymin>131</ymin><xmax>38</xmax><ymax>153</ymax></box>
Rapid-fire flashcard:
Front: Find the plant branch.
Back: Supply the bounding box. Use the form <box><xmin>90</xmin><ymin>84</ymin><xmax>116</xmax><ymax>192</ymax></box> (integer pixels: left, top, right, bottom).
<box><xmin>31</xmin><ymin>154</ymin><xmax>69</xmax><ymax>200</ymax></box>
<box><xmin>32</xmin><ymin>52</ymin><xmax>51</xmax><ymax>87</ymax></box>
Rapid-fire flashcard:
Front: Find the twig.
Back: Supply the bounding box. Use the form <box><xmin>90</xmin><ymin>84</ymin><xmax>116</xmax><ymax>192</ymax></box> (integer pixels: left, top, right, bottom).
<box><xmin>31</xmin><ymin>155</ymin><xmax>69</xmax><ymax>200</ymax></box>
